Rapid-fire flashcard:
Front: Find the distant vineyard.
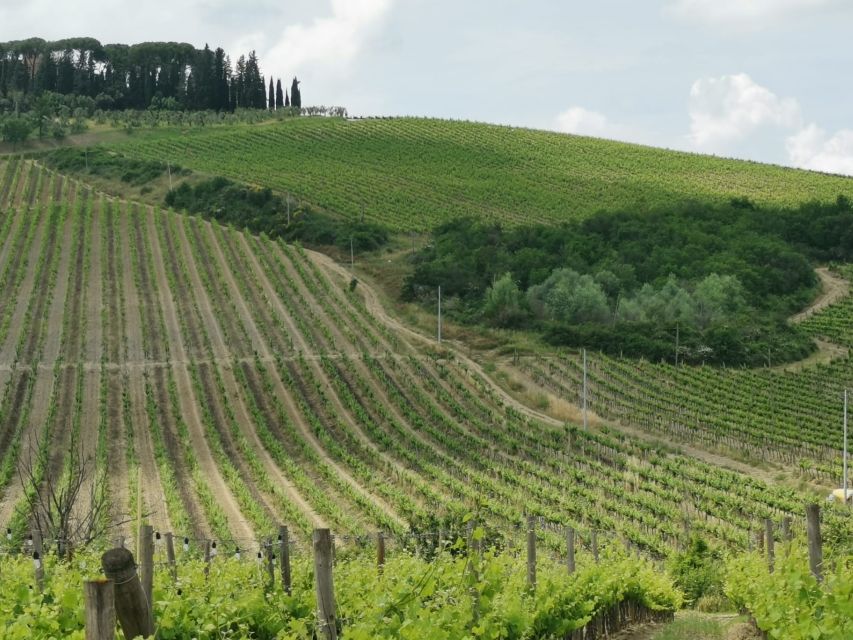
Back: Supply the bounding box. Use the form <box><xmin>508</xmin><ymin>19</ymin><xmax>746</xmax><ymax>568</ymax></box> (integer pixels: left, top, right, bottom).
<box><xmin>0</xmin><ymin>159</ymin><xmax>850</xmax><ymax>562</ymax></box>
<box><xmin>108</xmin><ymin>117</ymin><xmax>853</xmax><ymax>230</ymax></box>
<box><xmin>510</xmin><ymin>270</ymin><xmax>853</xmax><ymax>481</ymax></box>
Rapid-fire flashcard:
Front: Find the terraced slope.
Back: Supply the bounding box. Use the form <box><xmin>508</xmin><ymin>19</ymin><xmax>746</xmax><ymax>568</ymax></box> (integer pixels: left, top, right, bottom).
<box><xmin>0</xmin><ymin>160</ymin><xmax>849</xmax><ymax>557</ymax></box>
<box><xmin>109</xmin><ymin>118</ymin><xmax>853</xmax><ymax>230</ymax></box>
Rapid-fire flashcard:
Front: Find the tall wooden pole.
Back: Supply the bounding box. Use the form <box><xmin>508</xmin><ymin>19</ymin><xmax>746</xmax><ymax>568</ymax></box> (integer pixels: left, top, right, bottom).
<box><xmin>844</xmin><ymin>389</ymin><xmax>849</xmax><ymax>503</ymax></box>
<box><xmin>566</xmin><ymin>527</ymin><xmax>575</xmax><ymax>574</ymax></box>
<box><xmin>526</xmin><ymin>516</ymin><xmax>537</xmax><ymax>590</ymax></box>
<box><xmin>805</xmin><ymin>504</ymin><xmax>823</xmax><ymax>582</ymax></box>
<box><xmin>279</xmin><ymin>525</ymin><xmax>292</xmax><ymax>595</ymax></box>
<box><xmin>139</xmin><ymin>525</ymin><xmax>154</xmax><ymax>608</ymax></box>
<box><xmin>84</xmin><ymin>579</ymin><xmax>116</xmax><ymax>640</ymax></box>
<box><xmin>313</xmin><ymin>529</ymin><xmax>337</xmax><ymax>640</ymax></box>
<box><xmin>582</xmin><ymin>349</ymin><xmax>588</xmax><ymax>430</ymax></box>
<box><xmin>437</xmin><ymin>286</ymin><xmax>442</xmax><ymax>344</ymax></box>
<box><xmin>101</xmin><ymin>548</ymin><xmax>154</xmax><ymax>640</ymax></box>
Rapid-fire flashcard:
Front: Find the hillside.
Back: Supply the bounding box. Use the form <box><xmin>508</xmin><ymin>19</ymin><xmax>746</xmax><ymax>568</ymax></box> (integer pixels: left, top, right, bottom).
<box><xmin>107</xmin><ymin>117</ymin><xmax>853</xmax><ymax>230</ymax></box>
<box><xmin>2</xmin><ymin>158</ymin><xmax>848</xmax><ymax>556</ymax></box>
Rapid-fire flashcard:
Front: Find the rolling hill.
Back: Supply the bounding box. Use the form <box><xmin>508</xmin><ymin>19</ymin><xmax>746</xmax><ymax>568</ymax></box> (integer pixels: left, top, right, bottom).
<box><xmin>108</xmin><ymin>117</ymin><xmax>853</xmax><ymax>230</ymax></box>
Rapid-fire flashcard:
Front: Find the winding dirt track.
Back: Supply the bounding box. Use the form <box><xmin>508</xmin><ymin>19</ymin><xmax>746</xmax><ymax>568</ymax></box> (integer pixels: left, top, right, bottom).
<box><xmin>791</xmin><ymin>267</ymin><xmax>849</xmax><ymax>323</ymax></box>
<box><xmin>313</xmin><ymin>249</ymin><xmax>789</xmax><ymax>488</ymax></box>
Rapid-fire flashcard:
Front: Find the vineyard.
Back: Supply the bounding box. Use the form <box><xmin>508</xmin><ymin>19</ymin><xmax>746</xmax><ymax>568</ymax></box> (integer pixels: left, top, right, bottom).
<box><xmin>0</xmin><ymin>528</ymin><xmax>681</xmax><ymax>639</ymax></box>
<box><xmin>2</xmin><ymin>157</ymin><xmax>850</xmax><ymax>563</ymax></box>
<box><xmin>106</xmin><ymin>117</ymin><xmax>853</xmax><ymax>230</ymax></box>
<box><xmin>507</xmin><ymin>265</ymin><xmax>853</xmax><ymax>481</ymax></box>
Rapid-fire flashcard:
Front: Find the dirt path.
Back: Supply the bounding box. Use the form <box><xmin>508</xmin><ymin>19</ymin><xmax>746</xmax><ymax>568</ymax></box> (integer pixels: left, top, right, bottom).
<box><xmin>791</xmin><ymin>267</ymin><xmax>849</xmax><ymax>323</ymax></box>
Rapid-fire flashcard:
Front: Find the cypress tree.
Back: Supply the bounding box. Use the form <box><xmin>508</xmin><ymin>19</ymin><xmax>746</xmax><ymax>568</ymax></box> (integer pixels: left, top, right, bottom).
<box><xmin>290</xmin><ymin>77</ymin><xmax>301</xmax><ymax>108</ymax></box>
<box><xmin>268</xmin><ymin>76</ymin><xmax>274</xmax><ymax>110</ymax></box>
<box><xmin>275</xmin><ymin>79</ymin><xmax>283</xmax><ymax>109</ymax></box>
<box><xmin>284</xmin><ymin>88</ymin><xmax>289</xmax><ymax>107</ymax></box>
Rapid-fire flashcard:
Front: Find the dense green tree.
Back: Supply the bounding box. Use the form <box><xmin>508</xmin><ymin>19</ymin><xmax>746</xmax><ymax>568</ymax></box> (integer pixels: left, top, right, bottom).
<box><xmin>268</xmin><ymin>76</ymin><xmax>274</xmax><ymax>110</ymax></box>
<box><xmin>275</xmin><ymin>79</ymin><xmax>283</xmax><ymax>109</ymax></box>
<box><xmin>291</xmin><ymin>77</ymin><xmax>301</xmax><ymax>108</ymax></box>
<box><xmin>483</xmin><ymin>273</ymin><xmax>524</xmax><ymax>326</ymax></box>
<box><xmin>1</xmin><ymin>115</ymin><xmax>33</xmax><ymax>148</ymax></box>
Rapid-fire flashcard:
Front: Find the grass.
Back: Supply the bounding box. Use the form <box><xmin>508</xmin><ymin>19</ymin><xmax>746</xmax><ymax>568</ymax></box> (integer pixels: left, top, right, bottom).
<box><xmin>104</xmin><ymin>117</ymin><xmax>853</xmax><ymax>231</ymax></box>
<box><xmin>649</xmin><ymin>612</ymin><xmax>754</xmax><ymax>640</ymax></box>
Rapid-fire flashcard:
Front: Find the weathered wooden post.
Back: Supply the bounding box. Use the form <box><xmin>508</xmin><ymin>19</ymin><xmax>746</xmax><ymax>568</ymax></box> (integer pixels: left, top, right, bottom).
<box><xmin>566</xmin><ymin>527</ymin><xmax>576</xmax><ymax>574</ymax></box>
<box><xmin>204</xmin><ymin>539</ymin><xmax>212</xmax><ymax>578</ymax></box>
<box><xmin>591</xmin><ymin>530</ymin><xmax>599</xmax><ymax>563</ymax></box>
<box><xmin>265</xmin><ymin>537</ymin><xmax>275</xmax><ymax>589</ymax></box>
<box><xmin>781</xmin><ymin>517</ymin><xmax>792</xmax><ymax>542</ymax></box>
<box><xmin>101</xmin><ymin>548</ymin><xmax>154</xmax><ymax>639</ymax></box>
<box><xmin>33</xmin><ymin>551</ymin><xmax>44</xmax><ymax>591</ymax></box>
<box><xmin>313</xmin><ymin>529</ymin><xmax>337</xmax><ymax>640</ymax></box>
<box><xmin>139</xmin><ymin>525</ymin><xmax>154</xmax><ymax>608</ymax></box>
<box><xmin>526</xmin><ymin>515</ymin><xmax>537</xmax><ymax>590</ymax></box>
<box><xmin>377</xmin><ymin>531</ymin><xmax>386</xmax><ymax>575</ymax></box>
<box><xmin>805</xmin><ymin>504</ymin><xmax>823</xmax><ymax>582</ymax></box>
<box><xmin>279</xmin><ymin>525</ymin><xmax>292</xmax><ymax>595</ymax></box>
<box><xmin>84</xmin><ymin>579</ymin><xmax>116</xmax><ymax>640</ymax></box>
<box><xmin>164</xmin><ymin>532</ymin><xmax>177</xmax><ymax>580</ymax></box>
<box><xmin>764</xmin><ymin>518</ymin><xmax>775</xmax><ymax>572</ymax></box>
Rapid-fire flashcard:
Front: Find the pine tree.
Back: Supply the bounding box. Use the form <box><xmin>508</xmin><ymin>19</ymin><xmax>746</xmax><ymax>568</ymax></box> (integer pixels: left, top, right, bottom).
<box><xmin>275</xmin><ymin>79</ymin><xmax>283</xmax><ymax>109</ymax></box>
<box><xmin>290</xmin><ymin>77</ymin><xmax>301</xmax><ymax>108</ymax></box>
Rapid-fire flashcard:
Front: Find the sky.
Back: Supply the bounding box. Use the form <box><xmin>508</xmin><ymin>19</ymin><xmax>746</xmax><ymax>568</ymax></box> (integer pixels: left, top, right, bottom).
<box><xmin>2</xmin><ymin>0</ymin><xmax>852</xmax><ymax>175</ymax></box>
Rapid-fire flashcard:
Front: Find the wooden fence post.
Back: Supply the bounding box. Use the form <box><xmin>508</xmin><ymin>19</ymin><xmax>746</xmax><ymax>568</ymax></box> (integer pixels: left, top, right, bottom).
<box><xmin>526</xmin><ymin>515</ymin><xmax>536</xmax><ymax>590</ymax></box>
<box><xmin>781</xmin><ymin>517</ymin><xmax>792</xmax><ymax>542</ymax></box>
<box><xmin>204</xmin><ymin>539</ymin><xmax>211</xmax><ymax>578</ymax></box>
<box><xmin>265</xmin><ymin>537</ymin><xmax>275</xmax><ymax>589</ymax></box>
<box><xmin>313</xmin><ymin>529</ymin><xmax>337</xmax><ymax>640</ymax></box>
<box><xmin>33</xmin><ymin>529</ymin><xmax>43</xmax><ymax>559</ymax></box>
<box><xmin>377</xmin><ymin>531</ymin><xmax>386</xmax><ymax>575</ymax></box>
<box><xmin>139</xmin><ymin>524</ymin><xmax>154</xmax><ymax>608</ymax></box>
<box><xmin>591</xmin><ymin>530</ymin><xmax>599</xmax><ymax>563</ymax></box>
<box><xmin>765</xmin><ymin>518</ymin><xmax>775</xmax><ymax>572</ymax></box>
<box><xmin>279</xmin><ymin>525</ymin><xmax>292</xmax><ymax>595</ymax></box>
<box><xmin>805</xmin><ymin>504</ymin><xmax>823</xmax><ymax>582</ymax></box>
<box><xmin>33</xmin><ymin>551</ymin><xmax>44</xmax><ymax>591</ymax></box>
<box><xmin>754</xmin><ymin>528</ymin><xmax>764</xmax><ymax>552</ymax></box>
<box><xmin>84</xmin><ymin>579</ymin><xmax>116</xmax><ymax>640</ymax></box>
<box><xmin>101</xmin><ymin>548</ymin><xmax>154</xmax><ymax>640</ymax></box>
<box><xmin>566</xmin><ymin>527</ymin><xmax>575</xmax><ymax>574</ymax></box>
<box><xmin>164</xmin><ymin>532</ymin><xmax>176</xmax><ymax>581</ymax></box>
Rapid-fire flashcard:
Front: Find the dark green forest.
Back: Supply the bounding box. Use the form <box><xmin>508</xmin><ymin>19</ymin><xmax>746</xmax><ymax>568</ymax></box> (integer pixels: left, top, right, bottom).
<box><xmin>0</xmin><ymin>37</ymin><xmax>299</xmax><ymax>113</ymax></box>
<box><xmin>404</xmin><ymin>196</ymin><xmax>853</xmax><ymax>365</ymax></box>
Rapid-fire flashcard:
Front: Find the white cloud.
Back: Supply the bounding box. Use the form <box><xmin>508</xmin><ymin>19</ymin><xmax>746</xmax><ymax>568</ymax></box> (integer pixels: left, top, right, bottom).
<box><xmin>555</xmin><ymin>107</ymin><xmax>611</xmax><ymax>137</ymax></box>
<box><xmin>667</xmin><ymin>0</ymin><xmax>838</xmax><ymax>26</ymax></box>
<box><xmin>786</xmin><ymin>124</ymin><xmax>853</xmax><ymax>176</ymax></box>
<box><xmin>263</xmin><ymin>0</ymin><xmax>392</xmax><ymax>74</ymax></box>
<box><xmin>688</xmin><ymin>73</ymin><xmax>801</xmax><ymax>149</ymax></box>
